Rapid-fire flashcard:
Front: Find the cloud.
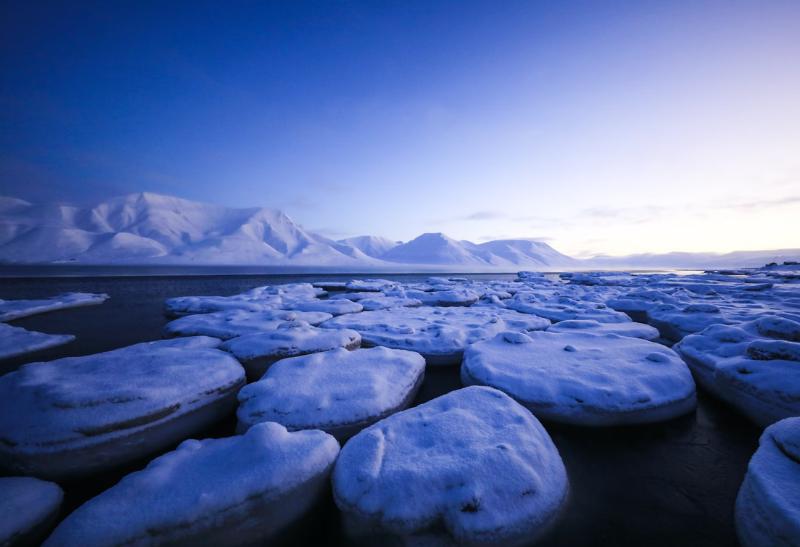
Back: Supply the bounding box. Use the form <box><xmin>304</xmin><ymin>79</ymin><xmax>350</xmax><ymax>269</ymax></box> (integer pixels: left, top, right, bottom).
<box><xmin>461</xmin><ymin>211</ymin><xmax>507</xmax><ymax>221</ymax></box>
<box><xmin>721</xmin><ymin>195</ymin><xmax>800</xmax><ymax>211</ymax></box>
<box><xmin>580</xmin><ymin>205</ymin><xmax>667</xmax><ymax>223</ymax></box>
<box><xmin>429</xmin><ymin>210</ymin><xmax>509</xmax><ymax>225</ymax></box>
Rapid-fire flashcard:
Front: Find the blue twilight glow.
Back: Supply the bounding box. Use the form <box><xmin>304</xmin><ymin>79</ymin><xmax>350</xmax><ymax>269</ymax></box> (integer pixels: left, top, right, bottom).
<box><xmin>1</xmin><ymin>1</ymin><xmax>799</xmax><ymax>256</ymax></box>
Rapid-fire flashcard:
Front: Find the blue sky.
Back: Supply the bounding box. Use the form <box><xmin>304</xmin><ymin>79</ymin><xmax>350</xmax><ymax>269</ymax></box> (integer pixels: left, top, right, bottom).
<box><xmin>1</xmin><ymin>1</ymin><xmax>799</xmax><ymax>256</ymax></box>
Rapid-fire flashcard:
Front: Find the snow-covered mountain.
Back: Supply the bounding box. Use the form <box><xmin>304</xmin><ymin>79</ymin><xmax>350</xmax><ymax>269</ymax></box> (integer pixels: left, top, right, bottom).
<box><xmin>337</xmin><ymin>235</ymin><xmax>400</xmax><ymax>258</ymax></box>
<box><xmin>0</xmin><ymin>193</ymin><xmax>797</xmax><ymax>270</ymax></box>
<box><xmin>586</xmin><ymin>249</ymin><xmax>800</xmax><ymax>269</ymax></box>
<box><xmin>380</xmin><ymin>233</ymin><xmax>577</xmax><ymax>268</ymax></box>
<box><xmin>0</xmin><ymin>193</ymin><xmax>379</xmax><ymax>266</ymax></box>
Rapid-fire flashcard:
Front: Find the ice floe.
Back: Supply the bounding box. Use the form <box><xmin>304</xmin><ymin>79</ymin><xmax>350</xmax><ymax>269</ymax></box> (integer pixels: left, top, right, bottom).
<box><xmin>0</xmin><ymin>477</ymin><xmax>63</xmax><ymax>546</ymax></box>
<box><xmin>237</xmin><ymin>347</ymin><xmax>425</xmax><ymax>440</ymax></box>
<box><xmin>462</xmin><ymin>331</ymin><xmax>696</xmax><ymax>425</ymax></box>
<box><xmin>0</xmin><ymin>293</ymin><xmax>108</xmax><ymax>322</ymax></box>
<box><xmin>0</xmin><ymin>337</ymin><xmax>244</xmax><ymax>480</ymax></box>
<box><xmin>547</xmin><ymin>318</ymin><xmax>660</xmax><ymax>340</ymax></box>
<box><xmin>321</xmin><ymin>306</ymin><xmax>550</xmax><ymax>365</ymax></box>
<box><xmin>280</xmin><ymin>298</ymin><xmax>363</xmax><ymax>316</ymax></box>
<box><xmin>332</xmin><ymin>386</ymin><xmax>568</xmax><ymax>546</ymax></box>
<box><xmin>675</xmin><ymin>316</ymin><xmax>800</xmax><ymax>426</ymax></box>
<box><xmin>163</xmin><ymin>283</ymin><xmax>325</xmax><ymax>317</ymax></box>
<box><xmin>0</xmin><ymin>323</ymin><xmax>74</xmax><ymax>360</ymax></box>
<box><xmin>735</xmin><ymin>417</ymin><xmax>800</xmax><ymax>546</ymax></box>
<box><xmin>44</xmin><ymin>423</ymin><xmax>339</xmax><ymax>546</ymax></box>
<box><xmin>164</xmin><ymin>309</ymin><xmax>332</xmax><ymax>339</ymax></box>
<box><xmin>220</xmin><ymin>321</ymin><xmax>361</xmax><ymax>381</ymax></box>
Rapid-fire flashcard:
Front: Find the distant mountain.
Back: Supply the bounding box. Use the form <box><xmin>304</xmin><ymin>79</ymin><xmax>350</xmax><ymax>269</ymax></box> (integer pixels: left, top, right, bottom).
<box><xmin>381</xmin><ymin>233</ymin><xmax>577</xmax><ymax>268</ymax></box>
<box><xmin>337</xmin><ymin>235</ymin><xmax>400</xmax><ymax>258</ymax></box>
<box><xmin>382</xmin><ymin>233</ymin><xmax>486</xmax><ymax>265</ymax></box>
<box><xmin>0</xmin><ymin>193</ymin><xmax>379</xmax><ymax>266</ymax></box>
<box><xmin>586</xmin><ymin>249</ymin><xmax>800</xmax><ymax>269</ymax></box>
<box><xmin>0</xmin><ymin>193</ymin><xmax>797</xmax><ymax>270</ymax></box>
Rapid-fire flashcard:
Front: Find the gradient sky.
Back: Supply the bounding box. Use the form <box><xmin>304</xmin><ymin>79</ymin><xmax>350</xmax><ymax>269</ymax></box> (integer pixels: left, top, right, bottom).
<box><xmin>1</xmin><ymin>1</ymin><xmax>799</xmax><ymax>257</ymax></box>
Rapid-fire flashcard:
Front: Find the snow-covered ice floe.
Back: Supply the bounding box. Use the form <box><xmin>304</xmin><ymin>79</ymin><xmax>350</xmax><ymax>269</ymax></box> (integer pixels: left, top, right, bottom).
<box><xmin>735</xmin><ymin>417</ymin><xmax>800</xmax><ymax>546</ymax></box>
<box><xmin>237</xmin><ymin>347</ymin><xmax>425</xmax><ymax>441</ymax></box>
<box><xmin>332</xmin><ymin>386</ymin><xmax>568</xmax><ymax>546</ymax></box>
<box><xmin>403</xmin><ymin>288</ymin><xmax>480</xmax><ymax>307</ymax></box>
<box><xmin>221</xmin><ymin>321</ymin><xmax>361</xmax><ymax>381</ymax></box>
<box><xmin>0</xmin><ymin>337</ymin><xmax>245</xmax><ymax>480</ymax></box>
<box><xmin>280</xmin><ymin>298</ymin><xmax>363</xmax><ymax>316</ymax></box>
<box><xmin>345</xmin><ymin>279</ymin><xmax>398</xmax><ymax>292</ymax></box>
<box><xmin>163</xmin><ymin>283</ymin><xmax>324</xmax><ymax>317</ymax></box>
<box><xmin>44</xmin><ymin>423</ymin><xmax>339</xmax><ymax>547</ymax></box>
<box><xmin>164</xmin><ymin>309</ymin><xmax>332</xmax><ymax>339</ymax></box>
<box><xmin>462</xmin><ymin>331</ymin><xmax>696</xmax><ymax>426</ymax></box>
<box><xmin>321</xmin><ymin>306</ymin><xmax>550</xmax><ymax>366</ymax></box>
<box><xmin>0</xmin><ymin>477</ymin><xmax>63</xmax><ymax>546</ymax></box>
<box><xmin>675</xmin><ymin>316</ymin><xmax>800</xmax><ymax>426</ymax></box>
<box><xmin>505</xmin><ymin>292</ymin><xmax>631</xmax><ymax>323</ymax></box>
<box><xmin>0</xmin><ymin>293</ymin><xmax>108</xmax><ymax>322</ymax></box>
<box><xmin>547</xmin><ymin>318</ymin><xmax>660</xmax><ymax>340</ymax></box>
<box><xmin>0</xmin><ymin>323</ymin><xmax>74</xmax><ymax>360</ymax></box>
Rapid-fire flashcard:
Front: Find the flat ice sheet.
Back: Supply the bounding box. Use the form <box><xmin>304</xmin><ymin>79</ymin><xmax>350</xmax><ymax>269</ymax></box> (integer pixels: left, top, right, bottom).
<box><xmin>237</xmin><ymin>347</ymin><xmax>425</xmax><ymax>438</ymax></box>
<box><xmin>0</xmin><ymin>323</ymin><xmax>74</xmax><ymax>360</ymax></box>
<box><xmin>0</xmin><ymin>293</ymin><xmax>108</xmax><ymax>322</ymax></box>
<box><xmin>332</xmin><ymin>386</ymin><xmax>568</xmax><ymax>545</ymax></box>
<box><xmin>44</xmin><ymin>423</ymin><xmax>339</xmax><ymax>546</ymax></box>
<box><xmin>321</xmin><ymin>306</ymin><xmax>550</xmax><ymax>365</ymax></box>
<box><xmin>462</xmin><ymin>331</ymin><xmax>696</xmax><ymax>425</ymax></box>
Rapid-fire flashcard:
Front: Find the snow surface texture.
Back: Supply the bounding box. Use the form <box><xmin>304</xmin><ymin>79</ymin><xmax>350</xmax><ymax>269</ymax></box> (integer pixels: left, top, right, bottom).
<box><xmin>675</xmin><ymin>316</ymin><xmax>800</xmax><ymax>426</ymax></box>
<box><xmin>462</xmin><ymin>331</ymin><xmax>697</xmax><ymax>426</ymax></box>
<box><xmin>0</xmin><ymin>337</ymin><xmax>245</xmax><ymax>480</ymax></box>
<box><xmin>164</xmin><ymin>283</ymin><xmax>324</xmax><ymax>317</ymax></box>
<box><xmin>0</xmin><ymin>323</ymin><xmax>74</xmax><ymax>360</ymax></box>
<box><xmin>0</xmin><ymin>293</ymin><xmax>108</xmax><ymax>321</ymax></box>
<box><xmin>321</xmin><ymin>306</ymin><xmax>550</xmax><ymax>365</ymax></box>
<box><xmin>0</xmin><ymin>477</ymin><xmax>63</xmax><ymax>546</ymax></box>
<box><xmin>332</xmin><ymin>386</ymin><xmax>569</xmax><ymax>546</ymax></box>
<box><xmin>237</xmin><ymin>347</ymin><xmax>425</xmax><ymax>440</ymax></box>
<box><xmin>164</xmin><ymin>309</ymin><xmax>332</xmax><ymax>339</ymax></box>
<box><xmin>547</xmin><ymin>318</ymin><xmax>660</xmax><ymax>340</ymax></box>
<box><xmin>44</xmin><ymin>423</ymin><xmax>339</xmax><ymax>547</ymax></box>
<box><xmin>735</xmin><ymin>417</ymin><xmax>800</xmax><ymax>546</ymax></box>
<box><xmin>221</xmin><ymin>321</ymin><xmax>361</xmax><ymax>381</ymax></box>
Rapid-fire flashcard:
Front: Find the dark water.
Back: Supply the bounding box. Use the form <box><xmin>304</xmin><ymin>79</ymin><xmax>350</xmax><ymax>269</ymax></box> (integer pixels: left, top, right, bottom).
<box><xmin>0</xmin><ymin>273</ymin><xmax>758</xmax><ymax>546</ymax></box>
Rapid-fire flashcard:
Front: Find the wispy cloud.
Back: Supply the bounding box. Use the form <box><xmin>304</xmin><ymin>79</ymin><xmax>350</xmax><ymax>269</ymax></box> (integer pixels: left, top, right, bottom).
<box><xmin>721</xmin><ymin>195</ymin><xmax>800</xmax><ymax>211</ymax></box>
<box><xmin>430</xmin><ymin>210</ymin><xmax>509</xmax><ymax>225</ymax></box>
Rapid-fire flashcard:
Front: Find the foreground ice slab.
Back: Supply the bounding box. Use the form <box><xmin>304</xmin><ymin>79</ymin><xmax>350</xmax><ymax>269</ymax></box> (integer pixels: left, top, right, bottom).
<box><xmin>462</xmin><ymin>331</ymin><xmax>696</xmax><ymax>426</ymax></box>
<box><xmin>321</xmin><ymin>306</ymin><xmax>550</xmax><ymax>365</ymax></box>
<box><xmin>164</xmin><ymin>309</ymin><xmax>332</xmax><ymax>339</ymax></box>
<box><xmin>237</xmin><ymin>347</ymin><xmax>425</xmax><ymax>440</ymax></box>
<box><xmin>221</xmin><ymin>322</ymin><xmax>361</xmax><ymax>381</ymax></box>
<box><xmin>0</xmin><ymin>337</ymin><xmax>245</xmax><ymax>480</ymax></box>
<box><xmin>0</xmin><ymin>323</ymin><xmax>74</xmax><ymax>360</ymax></box>
<box><xmin>547</xmin><ymin>318</ymin><xmax>660</xmax><ymax>340</ymax></box>
<box><xmin>332</xmin><ymin>386</ymin><xmax>568</xmax><ymax>546</ymax></box>
<box><xmin>0</xmin><ymin>477</ymin><xmax>63</xmax><ymax>546</ymax></box>
<box><xmin>675</xmin><ymin>316</ymin><xmax>800</xmax><ymax>426</ymax></box>
<box><xmin>0</xmin><ymin>293</ymin><xmax>108</xmax><ymax>322</ymax></box>
<box><xmin>44</xmin><ymin>423</ymin><xmax>339</xmax><ymax>547</ymax></box>
<box><xmin>735</xmin><ymin>417</ymin><xmax>800</xmax><ymax>546</ymax></box>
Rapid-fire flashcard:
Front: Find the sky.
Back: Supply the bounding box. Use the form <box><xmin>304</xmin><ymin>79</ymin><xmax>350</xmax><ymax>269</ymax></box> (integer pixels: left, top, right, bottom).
<box><xmin>1</xmin><ymin>0</ymin><xmax>799</xmax><ymax>257</ymax></box>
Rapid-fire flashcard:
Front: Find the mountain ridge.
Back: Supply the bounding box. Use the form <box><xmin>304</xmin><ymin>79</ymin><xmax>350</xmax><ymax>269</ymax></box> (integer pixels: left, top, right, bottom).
<box><xmin>0</xmin><ymin>192</ymin><xmax>797</xmax><ymax>270</ymax></box>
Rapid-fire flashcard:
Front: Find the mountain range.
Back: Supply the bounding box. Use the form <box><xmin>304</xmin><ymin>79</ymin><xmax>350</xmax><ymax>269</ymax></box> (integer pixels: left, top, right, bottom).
<box><xmin>0</xmin><ymin>193</ymin><xmax>796</xmax><ymax>270</ymax></box>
